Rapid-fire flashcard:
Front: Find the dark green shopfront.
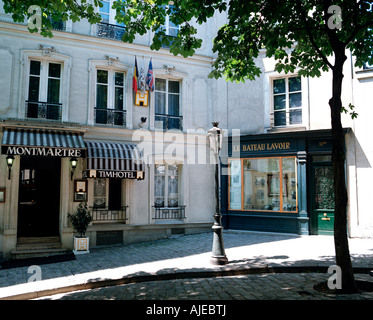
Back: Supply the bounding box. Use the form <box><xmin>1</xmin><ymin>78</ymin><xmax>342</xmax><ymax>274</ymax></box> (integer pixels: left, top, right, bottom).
<box><xmin>221</xmin><ymin>129</ymin><xmax>345</xmax><ymax>236</ymax></box>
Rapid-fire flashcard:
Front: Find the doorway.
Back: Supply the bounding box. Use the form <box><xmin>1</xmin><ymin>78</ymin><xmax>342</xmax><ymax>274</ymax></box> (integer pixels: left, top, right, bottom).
<box><xmin>17</xmin><ymin>157</ymin><xmax>61</xmax><ymax>237</ymax></box>
<box><xmin>310</xmin><ymin>155</ymin><xmax>335</xmax><ymax>235</ymax></box>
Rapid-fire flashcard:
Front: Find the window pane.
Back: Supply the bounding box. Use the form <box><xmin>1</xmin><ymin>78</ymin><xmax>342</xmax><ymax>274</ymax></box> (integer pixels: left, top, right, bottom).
<box><xmin>94</xmin><ymin>178</ymin><xmax>106</xmax><ymax>208</ymax></box>
<box><xmin>115</xmin><ymin>72</ymin><xmax>124</xmax><ymax>86</ymax></box>
<box><xmin>48</xmin><ymin>63</ymin><xmax>61</xmax><ymax>78</ymax></box>
<box><xmin>289</xmin><ymin>92</ymin><xmax>302</xmax><ymax>109</ymax></box>
<box><xmin>243</xmin><ymin>158</ymin><xmax>280</xmax><ymax>211</ymax></box>
<box><xmin>168</xmin><ymin>167</ymin><xmax>178</xmax><ymax>207</ymax></box>
<box><xmin>168</xmin><ymin>27</ymin><xmax>179</xmax><ymax>37</ymax></box>
<box><xmin>289</xmin><ymin>76</ymin><xmax>301</xmax><ymax>92</ymax></box>
<box><xmin>96</xmin><ymin>84</ymin><xmax>108</xmax><ymax>108</ymax></box>
<box><xmin>290</xmin><ymin>109</ymin><xmax>302</xmax><ymax>125</ymax></box>
<box><xmin>100</xmin><ymin>0</ymin><xmax>110</xmax><ymax>14</ymax></box>
<box><xmin>47</xmin><ymin>78</ymin><xmax>60</xmax><ymax>103</ymax></box>
<box><xmin>168</xmin><ymin>80</ymin><xmax>180</xmax><ymax>93</ymax></box>
<box><xmin>282</xmin><ymin>158</ymin><xmax>297</xmax><ymax>212</ymax></box>
<box><xmin>28</xmin><ymin>76</ymin><xmax>40</xmax><ymax>101</ymax></box>
<box><xmin>168</xmin><ymin>165</ymin><xmax>178</xmax><ymax>177</ymax></box>
<box><xmin>154</xmin><ymin>175</ymin><xmax>165</xmax><ymax>207</ymax></box>
<box><xmin>155</xmin><ymin>164</ymin><xmax>165</xmax><ymax>175</ymax></box>
<box><xmin>314</xmin><ymin>166</ymin><xmax>334</xmax><ymax>210</ymax></box>
<box><xmin>115</xmin><ymin>87</ymin><xmax>124</xmax><ymax>110</ymax></box>
<box><xmin>30</xmin><ymin>60</ymin><xmax>41</xmax><ymax>75</ymax></box>
<box><xmin>168</xmin><ymin>94</ymin><xmax>180</xmax><ymax>115</ymax></box>
<box><xmin>155</xmin><ymin>78</ymin><xmax>166</xmax><ymax>91</ymax></box>
<box><xmin>274</xmin><ymin>94</ymin><xmax>286</xmax><ymax>110</ymax></box>
<box><xmin>155</xmin><ymin>92</ymin><xmax>166</xmax><ymax>114</ymax></box>
<box><xmin>100</xmin><ymin>13</ymin><xmax>110</xmax><ymax>23</ymax></box>
<box><xmin>274</xmin><ymin>111</ymin><xmax>286</xmax><ymax>126</ymax></box>
<box><xmin>97</xmin><ymin>70</ymin><xmax>108</xmax><ymax>84</ymax></box>
<box><xmin>229</xmin><ymin>160</ymin><xmax>242</xmax><ymax>210</ymax></box>
<box><xmin>273</xmin><ymin>78</ymin><xmax>285</xmax><ymax>94</ymax></box>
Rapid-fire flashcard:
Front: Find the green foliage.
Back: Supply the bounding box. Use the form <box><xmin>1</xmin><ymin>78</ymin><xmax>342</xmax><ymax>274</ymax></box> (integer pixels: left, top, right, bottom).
<box><xmin>68</xmin><ymin>202</ymin><xmax>92</xmax><ymax>237</ymax></box>
<box><xmin>4</xmin><ymin>0</ymin><xmax>373</xmax><ymax>82</ymax></box>
<box><xmin>341</xmin><ymin>103</ymin><xmax>358</xmax><ymax>119</ymax></box>
<box><xmin>2</xmin><ymin>0</ymin><xmax>101</xmax><ymax>38</ymax></box>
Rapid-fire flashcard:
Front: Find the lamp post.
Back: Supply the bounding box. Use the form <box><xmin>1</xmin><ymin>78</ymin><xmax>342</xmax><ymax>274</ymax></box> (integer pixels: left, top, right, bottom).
<box><xmin>208</xmin><ymin>122</ymin><xmax>228</xmax><ymax>265</ymax></box>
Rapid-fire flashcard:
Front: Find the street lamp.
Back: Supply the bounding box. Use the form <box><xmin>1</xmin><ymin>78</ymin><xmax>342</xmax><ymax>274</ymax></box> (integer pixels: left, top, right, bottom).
<box><xmin>6</xmin><ymin>155</ymin><xmax>15</xmax><ymax>180</ymax></box>
<box><xmin>70</xmin><ymin>157</ymin><xmax>78</xmax><ymax>180</ymax></box>
<box><xmin>208</xmin><ymin>122</ymin><xmax>228</xmax><ymax>265</ymax></box>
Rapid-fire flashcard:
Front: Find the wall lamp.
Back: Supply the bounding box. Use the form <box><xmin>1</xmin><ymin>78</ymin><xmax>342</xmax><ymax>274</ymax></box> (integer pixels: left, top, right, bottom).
<box><xmin>6</xmin><ymin>155</ymin><xmax>14</xmax><ymax>180</ymax></box>
<box><xmin>70</xmin><ymin>157</ymin><xmax>78</xmax><ymax>180</ymax></box>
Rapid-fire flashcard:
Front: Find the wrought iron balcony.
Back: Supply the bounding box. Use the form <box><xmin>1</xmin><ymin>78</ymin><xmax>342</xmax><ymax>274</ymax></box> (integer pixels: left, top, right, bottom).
<box><xmin>91</xmin><ymin>206</ymin><xmax>128</xmax><ymax>222</ymax></box>
<box><xmin>97</xmin><ymin>22</ymin><xmax>126</xmax><ymax>40</ymax></box>
<box><xmin>155</xmin><ymin>113</ymin><xmax>183</xmax><ymax>131</ymax></box>
<box><xmin>153</xmin><ymin>205</ymin><xmax>186</xmax><ymax>220</ymax></box>
<box><xmin>25</xmin><ymin>100</ymin><xmax>62</xmax><ymax>121</ymax></box>
<box><xmin>95</xmin><ymin>108</ymin><xmax>126</xmax><ymax>127</ymax></box>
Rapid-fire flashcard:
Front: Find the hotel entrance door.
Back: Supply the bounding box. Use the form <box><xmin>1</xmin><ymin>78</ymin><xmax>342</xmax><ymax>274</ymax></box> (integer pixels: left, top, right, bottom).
<box><xmin>17</xmin><ymin>157</ymin><xmax>61</xmax><ymax>237</ymax></box>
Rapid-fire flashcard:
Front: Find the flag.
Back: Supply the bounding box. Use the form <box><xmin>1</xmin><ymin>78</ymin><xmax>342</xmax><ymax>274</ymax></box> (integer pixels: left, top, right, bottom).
<box><xmin>146</xmin><ymin>58</ymin><xmax>154</xmax><ymax>92</ymax></box>
<box><xmin>132</xmin><ymin>56</ymin><xmax>138</xmax><ymax>92</ymax></box>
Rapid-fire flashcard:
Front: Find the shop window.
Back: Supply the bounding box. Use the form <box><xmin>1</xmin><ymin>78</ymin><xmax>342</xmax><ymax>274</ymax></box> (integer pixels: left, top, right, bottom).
<box><xmin>229</xmin><ymin>157</ymin><xmax>297</xmax><ymax>212</ymax></box>
<box><xmin>272</xmin><ymin>76</ymin><xmax>302</xmax><ymax>127</ymax></box>
<box><xmin>26</xmin><ymin>60</ymin><xmax>62</xmax><ymax>121</ymax></box>
<box><xmin>154</xmin><ymin>164</ymin><xmax>179</xmax><ymax>207</ymax></box>
<box><xmin>155</xmin><ymin>78</ymin><xmax>182</xmax><ymax>130</ymax></box>
<box><xmin>95</xmin><ymin>69</ymin><xmax>126</xmax><ymax>126</ymax></box>
<box><xmin>93</xmin><ymin>178</ymin><xmax>123</xmax><ymax>210</ymax></box>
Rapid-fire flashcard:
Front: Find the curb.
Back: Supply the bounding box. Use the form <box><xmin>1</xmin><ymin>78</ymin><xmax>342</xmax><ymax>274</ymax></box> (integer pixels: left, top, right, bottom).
<box><xmin>1</xmin><ymin>265</ymin><xmax>371</xmax><ymax>300</ymax></box>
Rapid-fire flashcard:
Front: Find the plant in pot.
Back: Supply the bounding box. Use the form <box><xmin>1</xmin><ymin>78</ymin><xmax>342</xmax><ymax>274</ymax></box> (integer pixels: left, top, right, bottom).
<box><xmin>68</xmin><ymin>202</ymin><xmax>92</xmax><ymax>255</ymax></box>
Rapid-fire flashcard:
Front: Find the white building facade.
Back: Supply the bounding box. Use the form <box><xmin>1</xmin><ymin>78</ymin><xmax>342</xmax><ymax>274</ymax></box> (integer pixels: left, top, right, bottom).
<box><xmin>0</xmin><ymin>2</ymin><xmax>372</xmax><ymax>258</ymax></box>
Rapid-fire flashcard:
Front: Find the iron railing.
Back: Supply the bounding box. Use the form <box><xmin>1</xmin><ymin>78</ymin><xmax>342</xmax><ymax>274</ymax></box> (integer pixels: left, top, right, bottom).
<box><xmin>155</xmin><ymin>113</ymin><xmax>183</xmax><ymax>131</ymax></box>
<box><xmin>95</xmin><ymin>108</ymin><xmax>126</xmax><ymax>126</ymax></box>
<box><xmin>153</xmin><ymin>205</ymin><xmax>186</xmax><ymax>220</ymax></box>
<box><xmin>25</xmin><ymin>100</ymin><xmax>62</xmax><ymax>121</ymax></box>
<box><xmin>97</xmin><ymin>22</ymin><xmax>126</xmax><ymax>40</ymax></box>
<box><xmin>91</xmin><ymin>206</ymin><xmax>128</xmax><ymax>222</ymax></box>
<box><xmin>270</xmin><ymin>109</ymin><xmax>302</xmax><ymax>127</ymax></box>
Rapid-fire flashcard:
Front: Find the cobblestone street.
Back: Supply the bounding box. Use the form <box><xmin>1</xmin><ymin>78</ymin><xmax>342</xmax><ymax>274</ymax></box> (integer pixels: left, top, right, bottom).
<box><xmin>37</xmin><ymin>273</ymin><xmax>373</xmax><ymax>300</ymax></box>
<box><xmin>1</xmin><ymin>231</ymin><xmax>373</xmax><ymax>302</ymax></box>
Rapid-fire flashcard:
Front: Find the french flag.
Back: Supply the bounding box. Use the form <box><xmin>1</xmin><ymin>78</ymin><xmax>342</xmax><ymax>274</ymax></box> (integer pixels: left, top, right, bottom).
<box><xmin>146</xmin><ymin>58</ymin><xmax>154</xmax><ymax>92</ymax></box>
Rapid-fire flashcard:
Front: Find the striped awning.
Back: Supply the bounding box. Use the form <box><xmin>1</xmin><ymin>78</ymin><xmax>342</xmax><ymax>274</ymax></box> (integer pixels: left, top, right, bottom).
<box><xmin>1</xmin><ymin>127</ymin><xmax>86</xmax><ymax>157</ymax></box>
<box><xmin>85</xmin><ymin>140</ymin><xmax>144</xmax><ymax>172</ymax></box>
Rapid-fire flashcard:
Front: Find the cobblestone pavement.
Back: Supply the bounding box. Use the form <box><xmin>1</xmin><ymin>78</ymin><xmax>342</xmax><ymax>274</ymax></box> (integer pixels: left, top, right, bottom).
<box><xmin>1</xmin><ymin>231</ymin><xmax>373</xmax><ymax>300</ymax></box>
<box><xmin>37</xmin><ymin>273</ymin><xmax>373</xmax><ymax>300</ymax></box>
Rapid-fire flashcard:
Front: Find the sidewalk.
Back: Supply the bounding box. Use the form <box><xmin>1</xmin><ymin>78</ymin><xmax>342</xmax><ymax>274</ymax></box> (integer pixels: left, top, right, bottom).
<box><xmin>0</xmin><ymin>230</ymin><xmax>373</xmax><ymax>300</ymax></box>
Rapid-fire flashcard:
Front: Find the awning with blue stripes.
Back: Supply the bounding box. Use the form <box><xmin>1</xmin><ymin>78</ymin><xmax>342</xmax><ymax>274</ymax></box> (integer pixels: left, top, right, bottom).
<box><xmin>1</xmin><ymin>127</ymin><xmax>86</xmax><ymax>157</ymax></box>
<box><xmin>85</xmin><ymin>140</ymin><xmax>144</xmax><ymax>172</ymax></box>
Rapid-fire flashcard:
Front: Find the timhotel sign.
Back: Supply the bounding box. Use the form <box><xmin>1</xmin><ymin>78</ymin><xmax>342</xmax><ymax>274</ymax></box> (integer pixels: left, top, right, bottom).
<box><xmin>83</xmin><ymin>169</ymin><xmax>145</xmax><ymax>180</ymax></box>
<box><xmin>2</xmin><ymin>145</ymin><xmax>85</xmax><ymax>157</ymax></box>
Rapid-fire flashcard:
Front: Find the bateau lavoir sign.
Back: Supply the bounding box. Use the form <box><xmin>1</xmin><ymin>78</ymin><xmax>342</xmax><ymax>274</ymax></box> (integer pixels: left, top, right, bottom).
<box><xmin>2</xmin><ymin>145</ymin><xmax>84</xmax><ymax>157</ymax></box>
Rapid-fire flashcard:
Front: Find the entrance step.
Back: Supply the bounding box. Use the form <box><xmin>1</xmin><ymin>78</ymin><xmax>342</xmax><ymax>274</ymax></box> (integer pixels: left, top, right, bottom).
<box><xmin>11</xmin><ymin>237</ymin><xmax>69</xmax><ymax>260</ymax></box>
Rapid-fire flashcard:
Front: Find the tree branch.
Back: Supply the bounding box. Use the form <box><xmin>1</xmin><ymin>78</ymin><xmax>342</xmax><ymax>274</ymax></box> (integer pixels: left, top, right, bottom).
<box><xmin>296</xmin><ymin>0</ymin><xmax>334</xmax><ymax>70</ymax></box>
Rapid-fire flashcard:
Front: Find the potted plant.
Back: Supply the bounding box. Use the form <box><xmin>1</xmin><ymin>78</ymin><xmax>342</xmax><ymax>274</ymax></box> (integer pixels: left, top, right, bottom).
<box><xmin>68</xmin><ymin>202</ymin><xmax>92</xmax><ymax>255</ymax></box>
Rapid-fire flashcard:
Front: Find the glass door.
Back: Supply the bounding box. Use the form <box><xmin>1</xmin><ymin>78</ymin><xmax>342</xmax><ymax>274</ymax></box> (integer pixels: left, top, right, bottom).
<box><xmin>310</xmin><ymin>156</ymin><xmax>335</xmax><ymax>235</ymax></box>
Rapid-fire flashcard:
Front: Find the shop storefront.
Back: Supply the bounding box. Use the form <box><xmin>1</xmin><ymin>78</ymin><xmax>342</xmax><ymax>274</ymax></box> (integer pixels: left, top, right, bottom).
<box><xmin>222</xmin><ymin>129</ymin><xmax>347</xmax><ymax>235</ymax></box>
<box><xmin>1</xmin><ymin>126</ymin><xmax>86</xmax><ymax>242</ymax></box>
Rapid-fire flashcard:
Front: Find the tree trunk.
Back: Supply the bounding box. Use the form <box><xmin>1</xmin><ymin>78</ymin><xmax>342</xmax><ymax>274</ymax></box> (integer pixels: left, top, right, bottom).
<box><xmin>329</xmin><ymin>48</ymin><xmax>358</xmax><ymax>293</ymax></box>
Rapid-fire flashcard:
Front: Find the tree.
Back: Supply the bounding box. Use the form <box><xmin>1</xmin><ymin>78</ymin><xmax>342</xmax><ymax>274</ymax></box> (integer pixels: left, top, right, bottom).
<box><xmin>3</xmin><ymin>0</ymin><xmax>373</xmax><ymax>293</ymax></box>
